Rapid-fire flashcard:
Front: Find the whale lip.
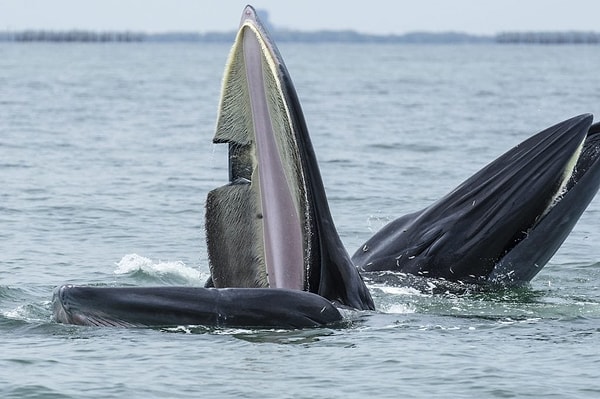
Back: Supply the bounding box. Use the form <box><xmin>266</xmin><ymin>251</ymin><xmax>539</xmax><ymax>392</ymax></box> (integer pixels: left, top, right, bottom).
<box><xmin>51</xmin><ymin>285</ymin><xmax>71</xmax><ymax>324</ymax></box>
<box><xmin>52</xmin><ymin>285</ymin><xmax>140</xmax><ymax>327</ymax></box>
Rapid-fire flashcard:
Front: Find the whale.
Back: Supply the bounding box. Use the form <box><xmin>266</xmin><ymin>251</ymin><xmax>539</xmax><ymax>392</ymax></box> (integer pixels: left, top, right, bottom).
<box><xmin>52</xmin><ymin>5</ymin><xmax>373</xmax><ymax>329</ymax></box>
<box><xmin>353</xmin><ymin>115</ymin><xmax>600</xmax><ymax>286</ymax></box>
<box><xmin>52</xmin><ymin>285</ymin><xmax>344</xmax><ymax>328</ymax></box>
<box><xmin>52</xmin><ymin>5</ymin><xmax>600</xmax><ymax>328</ymax></box>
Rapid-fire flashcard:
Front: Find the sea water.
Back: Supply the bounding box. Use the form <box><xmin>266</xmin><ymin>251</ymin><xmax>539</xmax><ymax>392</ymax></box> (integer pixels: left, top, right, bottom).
<box><xmin>1</xmin><ymin>42</ymin><xmax>599</xmax><ymax>398</ymax></box>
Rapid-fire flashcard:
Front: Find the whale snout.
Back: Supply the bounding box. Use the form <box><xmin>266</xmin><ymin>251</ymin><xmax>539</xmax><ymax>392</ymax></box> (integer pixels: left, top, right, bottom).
<box><xmin>52</xmin><ymin>285</ymin><xmax>74</xmax><ymax>324</ymax></box>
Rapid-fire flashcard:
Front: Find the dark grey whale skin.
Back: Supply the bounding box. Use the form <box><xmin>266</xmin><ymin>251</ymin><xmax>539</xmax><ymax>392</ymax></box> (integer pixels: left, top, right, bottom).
<box><xmin>354</xmin><ymin>115</ymin><xmax>600</xmax><ymax>286</ymax></box>
<box><xmin>53</xmin><ymin>285</ymin><xmax>344</xmax><ymax>329</ymax></box>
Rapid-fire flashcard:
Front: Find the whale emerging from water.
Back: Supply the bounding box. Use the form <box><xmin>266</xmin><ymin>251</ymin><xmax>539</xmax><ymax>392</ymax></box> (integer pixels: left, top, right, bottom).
<box><xmin>52</xmin><ymin>6</ymin><xmax>373</xmax><ymax>329</ymax></box>
<box><xmin>53</xmin><ymin>5</ymin><xmax>600</xmax><ymax>329</ymax></box>
<box><xmin>353</xmin><ymin>116</ymin><xmax>600</xmax><ymax>285</ymax></box>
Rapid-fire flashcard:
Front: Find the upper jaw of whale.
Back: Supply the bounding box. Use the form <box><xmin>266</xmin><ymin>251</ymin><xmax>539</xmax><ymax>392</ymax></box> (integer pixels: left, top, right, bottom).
<box><xmin>353</xmin><ymin>114</ymin><xmax>600</xmax><ymax>286</ymax></box>
<box><xmin>206</xmin><ymin>6</ymin><xmax>373</xmax><ymax>310</ymax></box>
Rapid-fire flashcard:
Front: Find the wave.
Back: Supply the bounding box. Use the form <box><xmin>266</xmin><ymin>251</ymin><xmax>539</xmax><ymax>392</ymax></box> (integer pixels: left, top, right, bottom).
<box><xmin>114</xmin><ymin>253</ymin><xmax>207</xmax><ymax>285</ymax></box>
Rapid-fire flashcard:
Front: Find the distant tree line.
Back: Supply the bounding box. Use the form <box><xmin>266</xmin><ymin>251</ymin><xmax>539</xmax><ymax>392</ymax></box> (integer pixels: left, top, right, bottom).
<box><xmin>496</xmin><ymin>31</ymin><xmax>600</xmax><ymax>44</ymax></box>
<box><xmin>1</xmin><ymin>30</ymin><xmax>600</xmax><ymax>44</ymax></box>
<box><xmin>0</xmin><ymin>30</ymin><xmax>144</xmax><ymax>42</ymax></box>
<box><xmin>269</xmin><ymin>30</ymin><xmax>492</xmax><ymax>44</ymax></box>
<box><xmin>0</xmin><ymin>30</ymin><xmax>493</xmax><ymax>43</ymax></box>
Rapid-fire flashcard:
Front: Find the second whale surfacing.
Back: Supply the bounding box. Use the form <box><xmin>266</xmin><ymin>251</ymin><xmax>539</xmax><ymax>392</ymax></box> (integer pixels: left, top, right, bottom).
<box><xmin>52</xmin><ymin>6</ymin><xmax>373</xmax><ymax>329</ymax></box>
<box><xmin>353</xmin><ymin>116</ymin><xmax>600</xmax><ymax>286</ymax></box>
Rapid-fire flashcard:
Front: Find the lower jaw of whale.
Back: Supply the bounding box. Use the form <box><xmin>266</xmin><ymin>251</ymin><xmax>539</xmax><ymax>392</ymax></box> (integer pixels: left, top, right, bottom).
<box><xmin>52</xmin><ymin>285</ymin><xmax>344</xmax><ymax>328</ymax></box>
<box><xmin>353</xmin><ymin>114</ymin><xmax>600</xmax><ymax>286</ymax></box>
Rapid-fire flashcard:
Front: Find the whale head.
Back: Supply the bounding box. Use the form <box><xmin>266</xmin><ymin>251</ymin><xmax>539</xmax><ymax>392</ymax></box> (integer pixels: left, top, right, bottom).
<box><xmin>353</xmin><ymin>114</ymin><xmax>600</xmax><ymax>286</ymax></box>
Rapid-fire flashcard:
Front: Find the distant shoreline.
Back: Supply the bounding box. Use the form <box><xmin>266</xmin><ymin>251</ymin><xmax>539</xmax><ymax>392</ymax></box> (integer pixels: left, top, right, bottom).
<box><xmin>1</xmin><ymin>30</ymin><xmax>600</xmax><ymax>44</ymax></box>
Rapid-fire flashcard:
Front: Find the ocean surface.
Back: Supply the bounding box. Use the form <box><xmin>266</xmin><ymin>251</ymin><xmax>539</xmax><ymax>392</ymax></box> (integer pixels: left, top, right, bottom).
<box><xmin>1</xmin><ymin>42</ymin><xmax>600</xmax><ymax>398</ymax></box>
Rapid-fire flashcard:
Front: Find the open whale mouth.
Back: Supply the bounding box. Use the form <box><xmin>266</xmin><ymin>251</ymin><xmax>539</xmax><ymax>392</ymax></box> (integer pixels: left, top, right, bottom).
<box><xmin>206</xmin><ymin>7</ymin><xmax>309</xmax><ymax>291</ymax></box>
<box><xmin>52</xmin><ymin>5</ymin><xmax>372</xmax><ymax>329</ymax></box>
<box><xmin>353</xmin><ymin>114</ymin><xmax>600</xmax><ymax>286</ymax></box>
<box><xmin>205</xmin><ymin>7</ymin><xmax>373</xmax><ymax>309</ymax></box>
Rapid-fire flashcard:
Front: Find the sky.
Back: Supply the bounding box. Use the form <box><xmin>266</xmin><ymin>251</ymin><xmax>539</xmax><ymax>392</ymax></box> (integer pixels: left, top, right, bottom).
<box><xmin>1</xmin><ymin>0</ymin><xmax>600</xmax><ymax>35</ymax></box>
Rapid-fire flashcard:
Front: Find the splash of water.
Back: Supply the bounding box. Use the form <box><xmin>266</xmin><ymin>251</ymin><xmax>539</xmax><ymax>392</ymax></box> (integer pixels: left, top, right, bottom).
<box><xmin>114</xmin><ymin>253</ymin><xmax>204</xmax><ymax>284</ymax></box>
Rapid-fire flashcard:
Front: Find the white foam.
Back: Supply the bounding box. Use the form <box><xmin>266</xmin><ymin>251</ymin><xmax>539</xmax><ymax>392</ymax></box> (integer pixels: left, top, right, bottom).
<box><xmin>114</xmin><ymin>253</ymin><xmax>203</xmax><ymax>283</ymax></box>
<box><xmin>382</xmin><ymin>303</ymin><xmax>417</xmax><ymax>314</ymax></box>
<box><xmin>371</xmin><ymin>284</ymin><xmax>420</xmax><ymax>314</ymax></box>
<box><xmin>162</xmin><ymin>325</ymin><xmax>193</xmax><ymax>334</ymax></box>
<box><xmin>2</xmin><ymin>302</ymin><xmax>48</xmax><ymax>323</ymax></box>
<box><xmin>2</xmin><ymin>305</ymin><xmax>28</xmax><ymax>320</ymax></box>
<box><xmin>374</xmin><ymin>285</ymin><xmax>423</xmax><ymax>296</ymax></box>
